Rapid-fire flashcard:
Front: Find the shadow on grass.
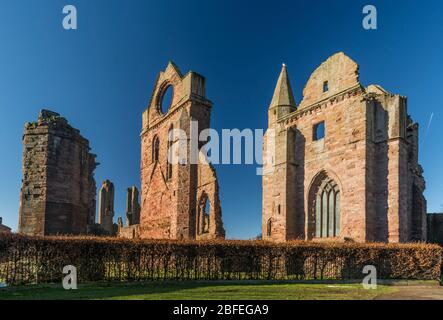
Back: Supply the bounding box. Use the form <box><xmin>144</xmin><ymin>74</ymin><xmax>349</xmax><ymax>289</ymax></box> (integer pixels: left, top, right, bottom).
<box><xmin>0</xmin><ymin>280</ymin><xmax>396</xmax><ymax>300</ymax></box>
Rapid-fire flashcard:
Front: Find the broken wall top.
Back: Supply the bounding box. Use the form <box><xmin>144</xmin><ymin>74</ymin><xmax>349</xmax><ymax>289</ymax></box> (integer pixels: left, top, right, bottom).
<box><xmin>142</xmin><ymin>62</ymin><xmax>212</xmax><ymax>131</ymax></box>
<box><xmin>298</xmin><ymin>52</ymin><xmax>361</xmax><ymax>109</ymax></box>
<box><xmin>24</xmin><ymin>109</ymin><xmax>92</xmax><ymax>149</ymax></box>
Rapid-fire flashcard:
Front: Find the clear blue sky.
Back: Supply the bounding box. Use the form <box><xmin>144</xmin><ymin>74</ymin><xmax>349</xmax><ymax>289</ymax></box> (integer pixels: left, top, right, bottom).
<box><xmin>0</xmin><ymin>0</ymin><xmax>442</xmax><ymax>239</ymax></box>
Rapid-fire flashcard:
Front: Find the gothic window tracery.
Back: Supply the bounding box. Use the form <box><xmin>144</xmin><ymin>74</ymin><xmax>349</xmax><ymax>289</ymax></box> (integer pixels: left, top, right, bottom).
<box><xmin>314</xmin><ymin>178</ymin><xmax>340</xmax><ymax>238</ymax></box>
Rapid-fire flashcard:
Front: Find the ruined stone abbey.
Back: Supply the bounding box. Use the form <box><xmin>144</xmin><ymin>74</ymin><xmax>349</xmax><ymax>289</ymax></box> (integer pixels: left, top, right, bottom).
<box><xmin>17</xmin><ymin>52</ymin><xmax>429</xmax><ymax>243</ymax></box>
<box><xmin>19</xmin><ymin>110</ymin><xmax>97</xmax><ymax>236</ymax></box>
<box><xmin>262</xmin><ymin>52</ymin><xmax>426</xmax><ymax>243</ymax></box>
<box><xmin>139</xmin><ymin>62</ymin><xmax>225</xmax><ymax>240</ymax></box>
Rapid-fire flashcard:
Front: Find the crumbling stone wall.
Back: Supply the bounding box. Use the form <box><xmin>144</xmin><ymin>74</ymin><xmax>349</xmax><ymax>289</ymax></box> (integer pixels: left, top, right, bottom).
<box><xmin>98</xmin><ymin>180</ymin><xmax>115</xmax><ymax>235</ymax></box>
<box><xmin>262</xmin><ymin>52</ymin><xmax>427</xmax><ymax>243</ymax></box>
<box><xmin>118</xmin><ymin>222</ymin><xmax>140</xmax><ymax>239</ymax></box>
<box><xmin>125</xmin><ymin>186</ymin><xmax>140</xmax><ymax>226</ymax></box>
<box><xmin>139</xmin><ymin>62</ymin><xmax>224</xmax><ymax>240</ymax></box>
<box><xmin>427</xmin><ymin>213</ymin><xmax>443</xmax><ymax>244</ymax></box>
<box><xmin>196</xmin><ymin>163</ymin><xmax>224</xmax><ymax>239</ymax></box>
<box><xmin>18</xmin><ymin>110</ymin><xmax>97</xmax><ymax>236</ymax></box>
<box><xmin>117</xmin><ymin>186</ymin><xmax>141</xmax><ymax>239</ymax></box>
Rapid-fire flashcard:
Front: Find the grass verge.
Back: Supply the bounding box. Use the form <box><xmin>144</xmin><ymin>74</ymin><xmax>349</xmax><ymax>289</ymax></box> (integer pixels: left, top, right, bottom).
<box><xmin>0</xmin><ymin>281</ymin><xmax>398</xmax><ymax>300</ymax></box>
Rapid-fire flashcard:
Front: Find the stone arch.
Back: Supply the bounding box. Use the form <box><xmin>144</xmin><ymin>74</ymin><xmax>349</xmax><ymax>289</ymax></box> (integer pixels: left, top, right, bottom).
<box><xmin>197</xmin><ymin>192</ymin><xmax>211</xmax><ymax>236</ymax></box>
<box><xmin>307</xmin><ymin>170</ymin><xmax>342</xmax><ymax>239</ymax></box>
<box><xmin>195</xmin><ymin>163</ymin><xmax>225</xmax><ymax>239</ymax></box>
<box><xmin>143</xmin><ymin>61</ymin><xmax>184</xmax><ymax>127</ymax></box>
<box><xmin>156</xmin><ymin>81</ymin><xmax>174</xmax><ymax>114</ymax></box>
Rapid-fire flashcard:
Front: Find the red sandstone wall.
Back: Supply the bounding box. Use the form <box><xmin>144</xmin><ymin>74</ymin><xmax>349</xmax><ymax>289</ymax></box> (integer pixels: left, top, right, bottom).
<box><xmin>140</xmin><ymin>63</ymin><xmax>224</xmax><ymax>240</ymax></box>
<box><xmin>19</xmin><ymin>111</ymin><xmax>97</xmax><ymax>236</ymax></box>
<box><xmin>263</xmin><ymin>52</ymin><xmax>427</xmax><ymax>243</ymax></box>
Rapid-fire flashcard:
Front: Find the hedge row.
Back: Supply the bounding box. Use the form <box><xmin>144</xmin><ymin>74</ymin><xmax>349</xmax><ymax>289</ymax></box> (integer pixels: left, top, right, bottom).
<box><xmin>0</xmin><ymin>234</ymin><xmax>441</xmax><ymax>285</ymax></box>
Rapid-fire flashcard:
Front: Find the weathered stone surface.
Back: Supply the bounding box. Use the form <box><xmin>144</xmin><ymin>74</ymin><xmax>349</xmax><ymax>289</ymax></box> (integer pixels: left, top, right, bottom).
<box><xmin>118</xmin><ymin>223</ymin><xmax>140</xmax><ymax>239</ymax></box>
<box><xmin>98</xmin><ymin>180</ymin><xmax>115</xmax><ymax>235</ymax></box>
<box><xmin>18</xmin><ymin>110</ymin><xmax>97</xmax><ymax>236</ymax></box>
<box><xmin>117</xmin><ymin>186</ymin><xmax>141</xmax><ymax>239</ymax></box>
<box><xmin>138</xmin><ymin>62</ymin><xmax>225</xmax><ymax>240</ymax></box>
<box><xmin>125</xmin><ymin>186</ymin><xmax>140</xmax><ymax>226</ymax></box>
<box><xmin>262</xmin><ymin>52</ymin><xmax>427</xmax><ymax>243</ymax></box>
<box><xmin>427</xmin><ymin>213</ymin><xmax>443</xmax><ymax>244</ymax></box>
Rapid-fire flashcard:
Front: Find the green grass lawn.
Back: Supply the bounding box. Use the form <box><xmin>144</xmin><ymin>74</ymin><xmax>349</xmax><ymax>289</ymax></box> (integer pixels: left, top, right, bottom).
<box><xmin>0</xmin><ymin>281</ymin><xmax>397</xmax><ymax>300</ymax></box>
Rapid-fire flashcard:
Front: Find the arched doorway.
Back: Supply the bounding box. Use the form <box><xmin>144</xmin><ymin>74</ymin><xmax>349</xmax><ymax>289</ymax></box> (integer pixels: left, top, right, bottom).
<box><xmin>308</xmin><ymin>172</ymin><xmax>341</xmax><ymax>239</ymax></box>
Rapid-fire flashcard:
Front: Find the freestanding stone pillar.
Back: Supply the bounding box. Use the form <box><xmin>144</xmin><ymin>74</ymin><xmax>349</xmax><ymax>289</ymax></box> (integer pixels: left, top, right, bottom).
<box><xmin>139</xmin><ymin>62</ymin><xmax>225</xmax><ymax>240</ymax></box>
<box><xmin>98</xmin><ymin>180</ymin><xmax>115</xmax><ymax>235</ymax></box>
<box><xmin>126</xmin><ymin>186</ymin><xmax>140</xmax><ymax>226</ymax></box>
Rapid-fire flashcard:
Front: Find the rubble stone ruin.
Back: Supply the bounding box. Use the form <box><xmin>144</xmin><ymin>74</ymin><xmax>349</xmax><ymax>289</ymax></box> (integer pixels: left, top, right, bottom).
<box><xmin>262</xmin><ymin>52</ymin><xmax>427</xmax><ymax>243</ymax></box>
<box><xmin>16</xmin><ymin>56</ymin><xmax>431</xmax><ymax>244</ymax></box>
<box><xmin>139</xmin><ymin>62</ymin><xmax>225</xmax><ymax>240</ymax></box>
<box><xmin>118</xmin><ymin>186</ymin><xmax>141</xmax><ymax>239</ymax></box>
<box><xmin>98</xmin><ymin>179</ymin><xmax>115</xmax><ymax>235</ymax></box>
<box><xmin>19</xmin><ymin>110</ymin><xmax>97</xmax><ymax>236</ymax></box>
<box><xmin>126</xmin><ymin>186</ymin><xmax>140</xmax><ymax>226</ymax></box>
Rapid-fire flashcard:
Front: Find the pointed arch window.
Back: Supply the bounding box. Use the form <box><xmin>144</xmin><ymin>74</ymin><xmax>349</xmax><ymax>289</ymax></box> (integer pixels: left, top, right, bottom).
<box><xmin>152</xmin><ymin>136</ymin><xmax>160</xmax><ymax>163</ymax></box>
<box><xmin>314</xmin><ymin>178</ymin><xmax>340</xmax><ymax>238</ymax></box>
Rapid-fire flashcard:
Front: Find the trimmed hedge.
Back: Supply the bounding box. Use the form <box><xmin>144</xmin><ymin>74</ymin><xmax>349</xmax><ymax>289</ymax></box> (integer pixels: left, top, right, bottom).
<box><xmin>0</xmin><ymin>234</ymin><xmax>441</xmax><ymax>285</ymax></box>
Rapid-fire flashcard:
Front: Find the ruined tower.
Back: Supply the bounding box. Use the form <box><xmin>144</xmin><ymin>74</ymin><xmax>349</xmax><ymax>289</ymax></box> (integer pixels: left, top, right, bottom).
<box><xmin>98</xmin><ymin>180</ymin><xmax>115</xmax><ymax>235</ymax></box>
<box><xmin>117</xmin><ymin>186</ymin><xmax>141</xmax><ymax>239</ymax></box>
<box><xmin>126</xmin><ymin>186</ymin><xmax>140</xmax><ymax>226</ymax></box>
<box><xmin>262</xmin><ymin>64</ymin><xmax>298</xmax><ymax>242</ymax></box>
<box><xmin>262</xmin><ymin>52</ymin><xmax>427</xmax><ymax>243</ymax></box>
<box><xmin>19</xmin><ymin>110</ymin><xmax>97</xmax><ymax>236</ymax></box>
<box><xmin>140</xmin><ymin>62</ymin><xmax>225</xmax><ymax>240</ymax></box>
